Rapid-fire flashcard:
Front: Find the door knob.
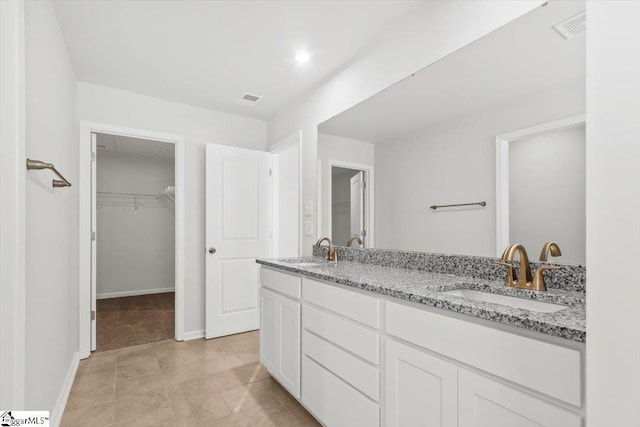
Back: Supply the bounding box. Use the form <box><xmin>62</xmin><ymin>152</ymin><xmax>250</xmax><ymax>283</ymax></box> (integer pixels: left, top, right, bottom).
<box><xmin>208</xmin><ymin>247</ymin><xmax>216</xmax><ymax>254</ymax></box>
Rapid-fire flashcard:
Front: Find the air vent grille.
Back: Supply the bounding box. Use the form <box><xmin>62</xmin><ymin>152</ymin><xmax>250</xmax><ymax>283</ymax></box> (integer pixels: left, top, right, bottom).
<box><xmin>237</xmin><ymin>92</ymin><xmax>262</xmax><ymax>106</ymax></box>
<box><xmin>553</xmin><ymin>11</ymin><xmax>586</xmax><ymax>39</ymax></box>
<box><xmin>243</xmin><ymin>94</ymin><xmax>260</xmax><ymax>102</ymax></box>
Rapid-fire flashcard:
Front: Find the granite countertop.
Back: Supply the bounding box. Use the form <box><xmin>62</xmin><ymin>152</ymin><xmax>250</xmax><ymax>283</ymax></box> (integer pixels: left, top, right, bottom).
<box><xmin>256</xmin><ymin>257</ymin><xmax>586</xmax><ymax>343</ymax></box>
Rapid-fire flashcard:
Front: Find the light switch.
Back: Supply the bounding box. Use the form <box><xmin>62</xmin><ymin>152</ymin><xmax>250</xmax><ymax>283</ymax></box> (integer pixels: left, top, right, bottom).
<box><xmin>304</xmin><ymin>201</ymin><xmax>314</xmax><ymax>216</ymax></box>
<box><xmin>304</xmin><ymin>220</ymin><xmax>314</xmax><ymax>236</ymax></box>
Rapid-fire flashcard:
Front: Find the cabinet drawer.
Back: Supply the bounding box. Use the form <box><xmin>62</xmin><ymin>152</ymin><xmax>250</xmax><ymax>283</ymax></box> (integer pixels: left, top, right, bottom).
<box><xmin>303</xmin><ymin>304</ymin><xmax>379</xmax><ymax>364</ymax></box>
<box><xmin>303</xmin><ymin>278</ymin><xmax>380</xmax><ymax>328</ymax></box>
<box><xmin>302</xmin><ymin>355</ymin><xmax>379</xmax><ymax>427</ymax></box>
<box><xmin>303</xmin><ymin>330</ymin><xmax>379</xmax><ymax>401</ymax></box>
<box><xmin>385</xmin><ymin>301</ymin><xmax>582</xmax><ymax>407</ymax></box>
<box><xmin>260</xmin><ymin>267</ymin><xmax>301</xmax><ymax>299</ymax></box>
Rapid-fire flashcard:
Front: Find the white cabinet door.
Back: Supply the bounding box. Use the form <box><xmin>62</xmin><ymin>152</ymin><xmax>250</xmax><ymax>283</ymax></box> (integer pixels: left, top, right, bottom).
<box><xmin>276</xmin><ymin>294</ymin><xmax>300</xmax><ymax>398</ymax></box>
<box><xmin>259</xmin><ymin>286</ymin><xmax>300</xmax><ymax>399</ymax></box>
<box><xmin>303</xmin><ymin>355</ymin><xmax>379</xmax><ymax>427</ymax></box>
<box><xmin>259</xmin><ymin>287</ymin><xmax>278</xmax><ymax>373</ymax></box>
<box><xmin>458</xmin><ymin>369</ymin><xmax>582</xmax><ymax>427</ymax></box>
<box><xmin>385</xmin><ymin>338</ymin><xmax>457</xmax><ymax>427</ymax></box>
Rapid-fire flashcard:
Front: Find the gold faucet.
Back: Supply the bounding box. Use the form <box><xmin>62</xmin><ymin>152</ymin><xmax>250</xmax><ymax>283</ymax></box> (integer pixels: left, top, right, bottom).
<box><xmin>496</xmin><ymin>243</ymin><xmax>561</xmax><ymax>292</ymax></box>
<box><xmin>533</xmin><ymin>242</ymin><xmax>562</xmax><ymax>290</ymax></box>
<box><xmin>497</xmin><ymin>244</ymin><xmax>533</xmax><ymax>288</ymax></box>
<box><xmin>315</xmin><ymin>237</ymin><xmax>337</xmax><ymax>262</ymax></box>
<box><xmin>539</xmin><ymin>242</ymin><xmax>562</xmax><ymax>262</ymax></box>
<box><xmin>347</xmin><ymin>236</ymin><xmax>363</xmax><ymax>248</ymax></box>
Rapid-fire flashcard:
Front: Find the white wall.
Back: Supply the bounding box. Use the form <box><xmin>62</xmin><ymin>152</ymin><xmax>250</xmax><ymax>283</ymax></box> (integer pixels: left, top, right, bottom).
<box><xmin>586</xmin><ymin>1</ymin><xmax>640</xmax><ymax>425</ymax></box>
<box><xmin>510</xmin><ymin>125</ymin><xmax>585</xmax><ymax>264</ymax></box>
<box><xmin>317</xmin><ymin>133</ymin><xmax>374</xmax><ymax>239</ymax></box>
<box><xmin>96</xmin><ymin>150</ymin><xmax>175</xmax><ymax>298</ymax></box>
<box><xmin>268</xmin><ymin>1</ymin><xmax>543</xmax><ymax>255</ymax></box>
<box><xmin>77</xmin><ymin>82</ymin><xmax>267</xmax><ymax>335</ymax></box>
<box><xmin>0</xmin><ymin>0</ymin><xmax>26</xmax><ymax>410</ymax></box>
<box><xmin>24</xmin><ymin>0</ymin><xmax>78</xmax><ymax>416</ymax></box>
<box><xmin>272</xmin><ymin>141</ymin><xmax>300</xmax><ymax>258</ymax></box>
<box><xmin>374</xmin><ymin>78</ymin><xmax>584</xmax><ymax>255</ymax></box>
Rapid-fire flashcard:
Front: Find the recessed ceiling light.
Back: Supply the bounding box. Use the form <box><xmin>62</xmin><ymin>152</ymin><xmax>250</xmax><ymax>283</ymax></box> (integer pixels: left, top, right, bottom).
<box><xmin>295</xmin><ymin>51</ymin><xmax>310</xmax><ymax>64</ymax></box>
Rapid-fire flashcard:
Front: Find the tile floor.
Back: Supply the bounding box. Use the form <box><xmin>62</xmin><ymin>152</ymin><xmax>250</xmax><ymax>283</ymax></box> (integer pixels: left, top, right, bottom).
<box><xmin>61</xmin><ymin>330</ymin><xmax>321</xmax><ymax>426</ymax></box>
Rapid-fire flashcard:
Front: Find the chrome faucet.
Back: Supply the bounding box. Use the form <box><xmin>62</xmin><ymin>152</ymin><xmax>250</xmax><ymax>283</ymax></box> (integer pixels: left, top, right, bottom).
<box><xmin>347</xmin><ymin>236</ymin><xmax>363</xmax><ymax>248</ymax></box>
<box><xmin>315</xmin><ymin>237</ymin><xmax>337</xmax><ymax>262</ymax></box>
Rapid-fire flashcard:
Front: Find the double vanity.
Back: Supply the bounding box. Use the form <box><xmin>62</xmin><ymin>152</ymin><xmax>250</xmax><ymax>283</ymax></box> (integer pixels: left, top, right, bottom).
<box><xmin>258</xmin><ymin>3</ymin><xmax>587</xmax><ymax>425</ymax></box>
<box><xmin>257</xmin><ymin>247</ymin><xmax>585</xmax><ymax>427</ymax></box>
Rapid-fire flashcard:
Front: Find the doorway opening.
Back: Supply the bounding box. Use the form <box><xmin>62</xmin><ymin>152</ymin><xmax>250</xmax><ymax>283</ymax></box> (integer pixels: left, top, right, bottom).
<box><xmin>94</xmin><ymin>133</ymin><xmax>176</xmax><ymax>351</ymax></box>
<box><xmin>79</xmin><ymin>122</ymin><xmax>185</xmax><ymax>358</ymax></box>
<box><xmin>330</xmin><ymin>165</ymin><xmax>370</xmax><ymax>247</ymax></box>
<box><xmin>496</xmin><ymin>114</ymin><xmax>586</xmax><ymax>263</ymax></box>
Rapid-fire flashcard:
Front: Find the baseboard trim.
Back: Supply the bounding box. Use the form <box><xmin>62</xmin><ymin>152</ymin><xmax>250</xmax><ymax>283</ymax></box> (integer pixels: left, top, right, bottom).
<box><xmin>96</xmin><ymin>287</ymin><xmax>175</xmax><ymax>299</ymax></box>
<box><xmin>182</xmin><ymin>329</ymin><xmax>205</xmax><ymax>341</ymax></box>
<box><xmin>50</xmin><ymin>351</ymin><xmax>79</xmax><ymax>427</ymax></box>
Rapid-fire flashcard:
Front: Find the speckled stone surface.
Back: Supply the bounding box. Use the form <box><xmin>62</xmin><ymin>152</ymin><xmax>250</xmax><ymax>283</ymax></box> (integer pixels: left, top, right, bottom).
<box><xmin>313</xmin><ymin>246</ymin><xmax>586</xmax><ymax>292</ymax></box>
<box><xmin>257</xmin><ymin>256</ymin><xmax>586</xmax><ymax>343</ymax></box>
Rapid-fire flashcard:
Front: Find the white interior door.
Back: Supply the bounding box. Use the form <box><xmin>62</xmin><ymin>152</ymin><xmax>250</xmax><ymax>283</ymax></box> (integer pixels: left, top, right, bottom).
<box><xmin>350</xmin><ymin>171</ymin><xmax>365</xmax><ymax>243</ymax></box>
<box><xmin>90</xmin><ymin>132</ymin><xmax>97</xmax><ymax>350</ymax></box>
<box><xmin>205</xmin><ymin>144</ymin><xmax>271</xmax><ymax>339</ymax></box>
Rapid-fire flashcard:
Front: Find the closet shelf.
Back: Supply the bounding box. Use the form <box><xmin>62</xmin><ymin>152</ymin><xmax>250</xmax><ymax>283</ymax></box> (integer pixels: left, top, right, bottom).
<box><xmin>97</xmin><ymin>191</ymin><xmax>162</xmax><ymax>211</ymax></box>
<box><xmin>97</xmin><ymin>187</ymin><xmax>175</xmax><ymax>215</ymax></box>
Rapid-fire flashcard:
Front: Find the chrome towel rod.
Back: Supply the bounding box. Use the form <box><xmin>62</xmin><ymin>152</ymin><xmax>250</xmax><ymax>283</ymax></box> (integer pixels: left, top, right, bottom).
<box><xmin>430</xmin><ymin>201</ymin><xmax>486</xmax><ymax>210</ymax></box>
<box><xmin>26</xmin><ymin>159</ymin><xmax>72</xmax><ymax>188</ymax></box>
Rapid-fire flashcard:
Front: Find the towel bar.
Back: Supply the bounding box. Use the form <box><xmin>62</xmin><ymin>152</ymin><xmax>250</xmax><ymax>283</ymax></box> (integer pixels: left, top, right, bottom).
<box><xmin>26</xmin><ymin>159</ymin><xmax>72</xmax><ymax>188</ymax></box>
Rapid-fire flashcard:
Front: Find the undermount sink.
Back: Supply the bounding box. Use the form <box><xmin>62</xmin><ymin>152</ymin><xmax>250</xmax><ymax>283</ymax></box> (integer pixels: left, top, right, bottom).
<box><xmin>280</xmin><ymin>258</ymin><xmax>325</xmax><ymax>267</ymax></box>
<box><xmin>441</xmin><ymin>288</ymin><xmax>566</xmax><ymax>313</ymax></box>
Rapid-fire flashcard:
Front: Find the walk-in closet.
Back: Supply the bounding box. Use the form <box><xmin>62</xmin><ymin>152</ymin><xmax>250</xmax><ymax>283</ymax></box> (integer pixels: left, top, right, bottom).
<box><xmin>95</xmin><ymin>133</ymin><xmax>176</xmax><ymax>351</ymax></box>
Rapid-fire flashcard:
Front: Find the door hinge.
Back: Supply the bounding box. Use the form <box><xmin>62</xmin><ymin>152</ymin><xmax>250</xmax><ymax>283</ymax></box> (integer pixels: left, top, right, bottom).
<box><xmin>91</xmin><ymin>310</ymin><xmax>96</xmax><ymax>321</ymax></box>
<box><xmin>361</xmin><ymin>182</ymin><xmax>366</xmax><ymax>189</ymax></box>
<box><xmin>269</xmin><ymin>169</ymin><xmax>272</xmax><ymax>176</ymax></box>
<box><xmin>361</xmin><ymin>230</ymin><xmax>367</xmax><ymax>237</ymax></box>
<box><xmin>92</xmin><ymin>152</ymin><xmax>96</xmax><ymax>161</ymax></box>
<box><xmin>91</xmin><ymin>231</ymin><xmax>96</xmax><ymax>241</ymax></box>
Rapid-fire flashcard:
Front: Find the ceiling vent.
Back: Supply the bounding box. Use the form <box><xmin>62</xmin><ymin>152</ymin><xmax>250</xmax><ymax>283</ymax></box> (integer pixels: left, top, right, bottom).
<box><xmin>237</xmin><ymin>92</ymin><xmax>262</xmax><ymax>106</ymax></box>
<box><xmin>553</xmin><ymin>11</ymin><xmax>586</xmax><ymax>39</ymax></box>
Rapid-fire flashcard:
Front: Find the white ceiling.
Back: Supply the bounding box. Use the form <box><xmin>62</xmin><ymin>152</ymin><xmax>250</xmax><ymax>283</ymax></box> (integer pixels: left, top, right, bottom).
<box><xmin>96</xmin><ymin>133</ymin><xmax>175</xmax><ymax>159</ymax></box>
<box><xmin>52</xmin><ymin>0</ymin><xmax>423</xmax><ymax>119</ymax></box>
<box><xmin>319</xmin><ymin>1</ymin><xmax>586</xmax><ymax>144</ymax></box>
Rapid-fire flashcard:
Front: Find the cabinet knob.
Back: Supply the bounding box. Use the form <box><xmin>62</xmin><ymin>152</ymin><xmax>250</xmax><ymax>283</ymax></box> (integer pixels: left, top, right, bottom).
<box><xmin>208</xmin><ymin>247</ymin><xmax>216</xmax><ymax>254</ymax></box>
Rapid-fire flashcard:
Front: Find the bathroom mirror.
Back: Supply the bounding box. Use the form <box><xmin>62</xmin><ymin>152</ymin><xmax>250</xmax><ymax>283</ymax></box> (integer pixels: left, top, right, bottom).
<box><xmin>317</xmin><ymin>0</ymin><xmax>586</xmax><ymax>264</ymax></box>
